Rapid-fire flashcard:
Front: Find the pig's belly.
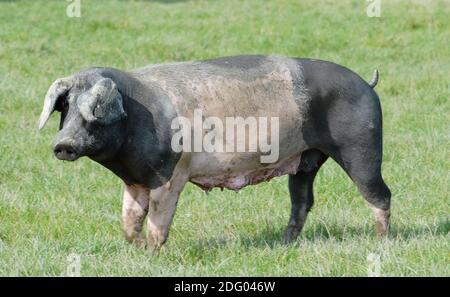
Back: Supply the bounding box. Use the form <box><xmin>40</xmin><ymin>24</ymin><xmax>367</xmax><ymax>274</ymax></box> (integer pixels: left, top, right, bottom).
<box><xmin>188</xmin><ymin>152</ymin><xmax>302</xmax><ymax>191</ymax></box>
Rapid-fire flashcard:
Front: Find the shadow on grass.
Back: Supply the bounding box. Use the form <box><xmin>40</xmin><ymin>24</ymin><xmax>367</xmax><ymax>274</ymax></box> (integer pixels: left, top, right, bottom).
<box><xmin>188</xmin><ymin>219</ymin><xmax>449</xmax><ymax>253</ymax></box>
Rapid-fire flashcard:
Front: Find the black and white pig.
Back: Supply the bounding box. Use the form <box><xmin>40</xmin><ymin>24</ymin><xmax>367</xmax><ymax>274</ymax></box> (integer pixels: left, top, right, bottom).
<box><xmin>39</xmin><ymin>55</ymin><xmax>391</xmax><ymax>249</ymax></box>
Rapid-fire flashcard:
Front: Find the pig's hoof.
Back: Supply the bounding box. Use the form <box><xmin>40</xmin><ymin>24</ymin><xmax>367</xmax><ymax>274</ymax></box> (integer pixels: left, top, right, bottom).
<box><xmin>134</xmin><ymin>238</ymin><xmax>148</xmax><ymax>249</ymax></box>
<box><xmin>282</xmin><ymin>227</ymin><xmax>300</xmax><ymax>245</ymax></box>
<box><xmin>147</xmin><ymin>245</ymin><xmax>161</xmax><ymax>255</ymax></box>
<box><xmin>124</xmin><ymin>234</ymin><xmax>147</xmax><ymax>249</ymax></box>
<box><xmin>147</xmin><ymin>236</ymin><xmax>166</xmax><ymax>254</ymax></box>
<box><xmin>375</xmin><ymin>222</ymin><xmax>390</xmax><ymax>238</ymax></box>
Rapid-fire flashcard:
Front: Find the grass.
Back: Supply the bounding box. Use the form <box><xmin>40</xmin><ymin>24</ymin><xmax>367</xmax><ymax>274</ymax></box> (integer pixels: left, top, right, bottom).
<box><xmin>0</xmin><ymin>0</ymin><xmax>449</xmax><ymax>276</ymax></box>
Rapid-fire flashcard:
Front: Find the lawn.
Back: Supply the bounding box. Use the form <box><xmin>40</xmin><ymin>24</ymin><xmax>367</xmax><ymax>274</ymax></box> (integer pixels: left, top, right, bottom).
<box><xmin>0</xmin><ymin>0</ymin><xmax>448</xmax><ymax>276</ymax></box>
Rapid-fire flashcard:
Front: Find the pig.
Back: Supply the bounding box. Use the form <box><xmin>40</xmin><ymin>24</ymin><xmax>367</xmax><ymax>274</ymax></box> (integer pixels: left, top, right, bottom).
<box><xmin>39</xmin><ymin>55</ymin><xmax>391</xmax><ymax>249</ymax></box>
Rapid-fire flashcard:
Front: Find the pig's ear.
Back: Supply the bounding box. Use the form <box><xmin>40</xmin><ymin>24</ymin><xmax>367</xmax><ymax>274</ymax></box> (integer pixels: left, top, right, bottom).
<box><xmin>77</xmin><ymin>78</ymin><xmax>127</xmax><ymax>125</ymax></box>
<box><xmin>38</xmin><ymin>77</ymin><xmax>73</xmax><ymax>130</ymax></box>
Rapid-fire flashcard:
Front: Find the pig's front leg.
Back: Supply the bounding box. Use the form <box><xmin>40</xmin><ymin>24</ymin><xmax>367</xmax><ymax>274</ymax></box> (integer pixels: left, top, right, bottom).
<box><xmin>122</xmin><ymin>184</ymin><xmax>150</xmax><ymax>247</ymax></box>
<box><xmin>147</xmin><ymin>171</ymin><xmax>189</xmax><ymax>251</ymax></box>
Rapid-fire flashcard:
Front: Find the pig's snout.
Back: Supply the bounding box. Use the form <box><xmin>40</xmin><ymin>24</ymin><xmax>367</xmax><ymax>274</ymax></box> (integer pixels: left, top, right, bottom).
<box><xmin>53</xmin><ymin>142</ymin><xmax>79</xmax><ymax>161</ymax></box>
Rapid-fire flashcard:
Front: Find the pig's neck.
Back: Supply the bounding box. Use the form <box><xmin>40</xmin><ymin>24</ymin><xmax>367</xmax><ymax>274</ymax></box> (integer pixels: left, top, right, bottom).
<box><xmin>94</xmin><ymin>68</ymin><xmax>182</xmax><ymax>188</ymax></box>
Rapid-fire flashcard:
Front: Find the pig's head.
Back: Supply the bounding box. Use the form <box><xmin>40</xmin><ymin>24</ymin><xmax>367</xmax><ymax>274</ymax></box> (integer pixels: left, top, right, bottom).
<box><xmin>39</xmin><ymin>75</ymin><xmax>127</xmax><ymax>162</ymax></box>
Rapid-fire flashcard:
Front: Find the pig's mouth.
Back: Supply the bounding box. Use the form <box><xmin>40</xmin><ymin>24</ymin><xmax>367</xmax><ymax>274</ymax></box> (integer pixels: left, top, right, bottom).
<box><xmin>53</xmin><ymin>144</ymin><xmax>80</xmax><ymax>161</ymax></box>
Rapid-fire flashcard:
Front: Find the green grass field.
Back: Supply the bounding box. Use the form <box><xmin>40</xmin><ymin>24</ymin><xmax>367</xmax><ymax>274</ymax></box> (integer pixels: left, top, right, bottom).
<box><xmin>0</xmin><ymin>0</ymin><xmax>449</xmax><ymax>276</ymax></box>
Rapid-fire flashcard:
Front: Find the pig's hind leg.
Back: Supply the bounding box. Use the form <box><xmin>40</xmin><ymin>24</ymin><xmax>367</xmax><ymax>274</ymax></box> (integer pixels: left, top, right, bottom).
<box><xmin>332</xmin><ymin>147</ymin><xmax>391</xmax><ymax>237</ymax></box>
<box><xmin>283</xmin><ymin>149</ymin><xmax>328</xmax><ymax>243</ymax></box>
<box><xmin>328</xmin><ymin>118</ymin><xmax>391</xmax><ymax>237</ymax></box>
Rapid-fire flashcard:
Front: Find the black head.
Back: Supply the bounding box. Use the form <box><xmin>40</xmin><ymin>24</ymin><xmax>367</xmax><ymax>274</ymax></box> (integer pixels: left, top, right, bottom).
<box><xmin>39</xmin><ymin>74</ymin><xmax>127</xmax><ymax>162</ymax></box>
